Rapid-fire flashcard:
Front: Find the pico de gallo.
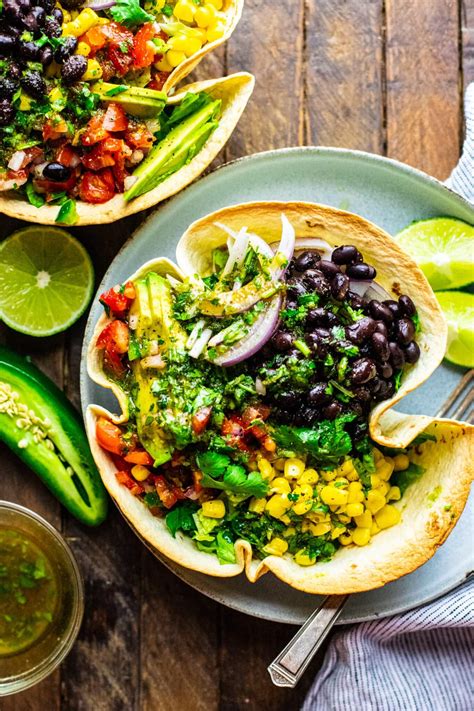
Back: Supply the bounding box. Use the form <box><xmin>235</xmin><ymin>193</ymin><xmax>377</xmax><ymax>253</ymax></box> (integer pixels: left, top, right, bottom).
<box><xmin>0</xmin><ymin>0</ymin><xmax>230</xmax><ymax>221</ymax></box>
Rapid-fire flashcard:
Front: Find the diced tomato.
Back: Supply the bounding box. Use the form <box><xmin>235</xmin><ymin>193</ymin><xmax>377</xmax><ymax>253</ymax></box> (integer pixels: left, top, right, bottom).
<box><xmin>108</xmin><ymin>43</ymin><xmax>133</xmax><ymax>76</ymax></box>
<box><xmin>155</xmin><ymin>475</ymin><xmax>178</xmax><ymax>509</ymax></box>
<box><xmin>56</xmin><ymin>144</ymin><xmax>78</xmax><ymax>168</ymax></box>
<box><xmin>242</xmin><ymin>403</ymin><xmax>270</xmax><ymax>440</ymax></box>
<box><xmin>221</xmin><ymin>415</ymin><xmax>250</xmax><ymax>451</ymax></box>
<box><xmin>116</xmin><ymin>470</ymin><xmax>144</xmax><ymax>497</ymax></box>
<box><xmin>103</xmin><ymin>103</ymin><xmax>128</xmax><ymax>132</ymax></box>
<box><xmin>96</xmin><ymin>417</ymin><xmax>125</xmax><ymax>456</ymax></box>
<box><xmin>43</xmin><ymin>117</ymin><xmax>70</xmax><ymax>142</ymax></box>
<box><xmin>82</xmin><ymin>112</ymin><xmax>109</xmax><ymax>147</ymax></box>
<box><xmin>82</xmin><ymin>145</ymin><xmax>116</xmax><ymax>171</ymax></box>
<box><xmin>97</xmin><ymin>319</ymin><xmax>129</xmax><ymax>354</ymax></box>
<box><xmin>192</xmin><ymin>406</ymin><xmax>212</xmax><ymax>435</ymax></box>
<box><xmin>132</xmin><ymin>23</ymin><xmax>157</xmax><ymax>69</ymax></box>
<box><xmin>79</xmin><ymin>168</ymin><xmax>116</xmax><ymax>203</ymax></box>
<box><xmin>147</xmin><ymin>72</ymin><xmax>169</xmax><ymax>91</ymax></box>
<box><xmin>193</xmin><ymin>470</ymin><xmax>203</xmax><ymax>494</ymax></box>
<box><xmin>124</xmin><ymin>449</ymin><xmax>154</xmax><ymax>466</ymax></box>
<box><xmin>125</xmin><ymin>123</ymin><xmax>154</xmax><ymax>150</ymax></box>
<box><xmin>99</xmin><ymin>280</ymin><xmax>135</xmax><ymax>315</ymax></box>
<box><xmin>112</xmin><ymin>152</ymin><xmax>127</xmax><ymax>192</ymax></box>
<box><xmin>0</xmin><ymin>169</ymin><xmax>28</xmax><ymax>190</ymax></box>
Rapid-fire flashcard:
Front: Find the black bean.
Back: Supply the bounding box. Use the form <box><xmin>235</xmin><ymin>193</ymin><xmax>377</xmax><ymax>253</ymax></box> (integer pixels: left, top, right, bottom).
<box><xmin>313</xmin><ymin>327</ymin><xmax>331</xmax><ymax>340</ymax></box>
<box><xmin>323</xmin><ymin>401</ymin><xmax>343</xmax><ymax>420</ymax></box>
<box><xmin>22</xmin><ymin>10</ymin><xmax>40</xmax><ymax>33</ymax></box>
<box><xmin>369</xmin><ymin>377</ymin><xmax>382</xmax><ymax>394</ymax></box>
<box><xmin>384</xmin><ymin>299</ymin><xmax>401</xmax><ymax>319</ymax></box>
<box><xmin>0</xmin><ymin>34</ymin><xmax>15</xmax><ymax>55</ymax></box>
<box><xmin>379</xmin><ymin>362</ymin><xmax>393</xmax><ymax>379</ymax></box>
<box><xmin>3</xmin><ymin>0</ymin><xmax>22</xmax><ymax>18</ymax></box>
<box><xmin>17</xmin><ymin>0</ymin><xmax>31</xmax><ymax>11</ymax></box>
<box><xmin>304</xmin><ymin>269</ymin><xmax>330</xmax><ymax>296</ymax></box>
<box><xmin>295</xmin><ymin>406</ymin><xmax>318</xmax><ymax>426</ymax></box>
<box><xmin>331</xmin><ymin>245</ymin><xmax>361</xmax><ymax>265</ymax></box>
<box><xmin>346</xmin><ymin>316</ymin><xmax>377</xmax><ymax>344</ymax></box>
<box><xmin>394</xmin><ymin>318</ymin><xmax>415</xmax><ymax>345</ymax></box>
<box><xmin>44</xmin><ymin>16</ymin><xmax>62</xmax><ymax>38</ymax></box>
<box><xmin>353</xmin><ymin>386</ymin><xmax>371</xmax><ymax>402</ymax></box>
<box><xmin>42</xmin><ymin>162</ymin><xmax>72</xmax><ymax>182</ymax></box>
<box><xmin>52</xmin><ymin>7</ymin><xmax>63</xmax><ymax>23</ymax></box>
<box><xmin>286</xmin><ymin>279</ymin><xmax>306</xmax><ymax>300</ymax></box>
<box><xmin>40</xmin><ymin>45</ymin><xmax>53</xmax><ymax>66</ymax></box>
<box><xmin>294</xmin><ymin>250</ymin><xmax>320</xmax><ymax>271</ymax></box>
<box><xmin>37</xmin><ymin>0</ymin><xmax>55</xmax><ymax>11</ymax></box>
<box><xmin>8</xmin><ymin>62</ymin><xmax>22</xmax><ymax>81</ymax></box>
<box><xmin>271</xmin><ymin>331</ymin><xmax>293</xmax><ymax>352</ymax></box>
<box><xmin>20</xmin><ymin>70</ymin><xmax>46</xmax><ymax>99</ymax></box>
<box><xmin>0</xmin><ymin>99</ymin><xmax>14</xmax><ymax>126</ymax></box>
<box><xmin>308</xmin><ymin>383</ymin><xmax>330</xmax><ymax>405</ymax></box>
<box><xmin>350</xmin><ymin>357</ymin><xmax>377</xmax><ymax>384</ymax></box>
<box><xmin>389</xmin><ymin>342</ymin><xmax>405</xmax><ymax>368</ymax></box>
<box><xmin>404</xmin><ymin>341</ymin><xmax>421</xmax><ymax>364</ymax></box>
<box><xmin>61</xmin><ymin>0</ymin><xmax>83</xmax><ymax>8</ymax></box>
<box><xmin>331</xmin><ymin>272</ymin><xmax>350</xmax><ymax>300</ymax></box>
<box><xmin>276</xmin><ymin>391</ymin><xmax>299</xmax><ymax>410</ymax></box>
<box><xmin>368</xmin><ymin>299</ymin><xmax>394</xmax><ymax>323</ymax></box>
<box><xmin>62</xmin><ymin>53</ymin><xmax>87</xmax><ymax>84</ymax></box>
<box><xmin>305</xmin><ymin>307</ymin><xmax>327</xmax><ymax>327</ymax></box>
<box><xmin>374</xmin><ymin>380</ymin><xmax>395</xmax><ymax>401</ymax></box>
<box><xmin>350</xmin><ymin>402</ymin><xmax>364</xmax><ymax>417</ymax></box>
<box><xmin>346</xmin><ymin>263</ymin><xmax>377</xmax><ymax>280</ymax></box>
<box><xmin>399</xmin><ymin>294</ymin><xmax>416</xmax><ymax>317</ymax></box>
<box><xmin>346</xmin><ymin>291</ymin><xmax>363</xmax><ymax>309</ymax></box>
<box><xmin>54</xmin><ymin>35</ymin><xmax>78</xmax><ymax>64</ymax></box>
<box><xmin>0</xmin><ymin>77</ymin><xmax>19</xmax><ymax>99</ymax></box>
<box><xmin>325</xmin><ymin>312</ymin><xmax>340</xmax><ymax>326</ymax></box>
<box><xmin>371</xmin><ymin>332</ymin><xmax>390</xmax><ymax>362</ymax></box>
<box><xmin>31</xmin><ymin>6</ymin><xmax>46</xmax><ymax>25</ymax></box>
<box><xmin>19</xmin><ymin>40</ymin><xmax>42</xmax><ymax>61</ymax></box>
<box><xmin>374</xmin><ymin>321</ymin><xmax>388</xmax><ymax>338</ymax></box>
<box><xmin>318</xmin><ymin>259</ymin><xmax>340</xmax><ymax>277</ymax></box>
<box><xmin>305</xmin><ymin>333</ymin><xmax>328</xmax><ymax>359</ymax></box>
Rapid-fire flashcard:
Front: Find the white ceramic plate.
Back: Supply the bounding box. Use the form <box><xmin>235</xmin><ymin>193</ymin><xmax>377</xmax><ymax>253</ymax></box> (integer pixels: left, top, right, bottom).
<box><xmin>81</xmin><ymin>147</ymin><xmax>474</xmax><ymax>624</ymax></box>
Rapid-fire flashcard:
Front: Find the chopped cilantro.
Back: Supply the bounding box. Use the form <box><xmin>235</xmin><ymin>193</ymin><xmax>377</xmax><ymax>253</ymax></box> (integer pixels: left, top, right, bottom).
<box><xmin>110</xmin><ymin>0</ymin><xmax>154</xmax><ymax>26</ymax></box>
<box><xmin>196</xmin><ymin>451</ymin><xmax>269</xmax><ymax>498</ymax></box>
<box><xmin>25</xmin><ymin>182</ymin><xmax>45</xmax><ymax>208</ymax></box>
<box><xmin>105</xmin><ymin>85</ymin><xmax>129</xmax><ymax>96</ymax></box>
<box><xmin>166</xmin><ymin>502</ymin><xmax>198</xmax><ymax>537</ymax></box>
<box><xmin>272</xmin><ymin>414</ymin><xmax>356</xmax><ymax>467</ymax></box>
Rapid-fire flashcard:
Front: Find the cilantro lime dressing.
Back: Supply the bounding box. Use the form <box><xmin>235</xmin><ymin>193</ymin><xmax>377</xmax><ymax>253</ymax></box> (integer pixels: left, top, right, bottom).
<box><xmin>0</xmin><ymin>528</ymin><xmax>58</xmax><ymax>656</ymax></box>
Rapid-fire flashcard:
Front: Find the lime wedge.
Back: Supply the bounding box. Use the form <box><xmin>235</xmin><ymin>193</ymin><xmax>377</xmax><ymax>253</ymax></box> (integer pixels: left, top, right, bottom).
<box><xmin>0</xmin><ymin>227</ymin><xmax>94</xmax><ymax>337</ymax></box>
<box><xmin>395</xmin><ymin>217</ymin><xmax>474</xmax><ymax>290</ymax></box>
<box><xmin>436</xmin><ymin>291</ymin><xmax>474</xmax><ymax>368</ymax></box>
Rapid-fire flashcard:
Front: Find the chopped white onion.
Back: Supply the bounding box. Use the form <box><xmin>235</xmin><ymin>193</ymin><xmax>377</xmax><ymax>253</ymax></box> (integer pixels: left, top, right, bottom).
<box><xmin>186</xmin><ymin>319</ymin><xmax>206</xmax><ymax>349</ymax></box>
<box><xmin>33</xmin><ymin>162</ymin><xmax>48</xmax><ymax>178</ymax></box>
<box><xmin>363</xmin><ymin>281</ymin><xmax>392</xmax><ymax>302</ymax></box>
<box><xmin>141</xmin><ymin>354</ymin><xmax>165</xmax><ymax>369</ymax></box>
<box><xmin>166</xmin><ymin>274</ymin><xmax>182</xmax><ymax>290</ymax></box>
<box><xmin>124</xmin><ymin>175</ymin><xmax>138</xmax><ymax>191</ymax></box>
<box><xmin>208</xmin><ymin>330</ymin><xmax>226</xmax><ymax>347</ymax></box>
<box><xmin>189</xmin><ymin>328</ymin><xmax>213</xmax><ymax>359</ymax></box>
<box><xmin>255</xmin><ymin>377</ymin><xmax>266</xmax><ymax>395</ymax></box>
<box><xmin>272</xmin><ymin>236</ymin><xmax>333</xmax><ymax>262</ymax></box>
<box><xmin>128</xmin><ymin>313</ymin><xmax>138</xmax><ymax>330</ymax></box>
<box><xmin>8</xmin><ymin>151</ymin><xmax>26</xmax><ymax>172</ymax></box>
<box><xmin>221</xmin><ymin>227</ymin><xmax>249</xmax><ymax>277</ymax></box>
<box><xmin>271</xmin><ymin>214</ymin><xmax>296</xmax><ymax>279</ymax></box>
<box><xmin>348</xmin><ymin>279</ymin><xmax>371</xmax><ymax>297</ymax></box>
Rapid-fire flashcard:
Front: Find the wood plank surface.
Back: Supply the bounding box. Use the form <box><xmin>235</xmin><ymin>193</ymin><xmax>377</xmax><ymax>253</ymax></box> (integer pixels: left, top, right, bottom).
<box><xmin>462</xmin><ymin>0</ymin><xmax>474</xmax><ymax>86</ymax></box>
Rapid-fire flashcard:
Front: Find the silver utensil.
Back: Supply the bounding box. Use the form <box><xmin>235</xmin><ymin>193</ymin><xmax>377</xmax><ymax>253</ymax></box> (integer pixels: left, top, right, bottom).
<box><xmin>268</xmin><ymin>369</ymin><xmax>474</xmax><ymax>688</ymax></box>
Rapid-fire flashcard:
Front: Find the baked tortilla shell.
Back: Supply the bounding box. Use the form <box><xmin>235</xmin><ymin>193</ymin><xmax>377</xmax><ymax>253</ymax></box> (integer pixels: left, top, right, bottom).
<box><xmin>0</xmin><ymin>73</ymin><xmax>254</xmax><ymax>226</ymax></box>
<box><xmin>175</xmin><ymin>201</ymin><xmax>448</xmax><ymax>448</ymax></box>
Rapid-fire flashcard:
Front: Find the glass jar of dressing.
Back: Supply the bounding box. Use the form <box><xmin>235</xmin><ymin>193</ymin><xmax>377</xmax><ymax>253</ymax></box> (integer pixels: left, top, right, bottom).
<box><xmin>0</xmin><ymin>501</ymin><xmax>84</xmax><ymax>695</ymax></box>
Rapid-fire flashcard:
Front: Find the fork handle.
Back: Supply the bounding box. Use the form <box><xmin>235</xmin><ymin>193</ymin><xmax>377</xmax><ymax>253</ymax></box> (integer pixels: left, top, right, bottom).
<box><xmin>267</xmin><ymin>594</ymin><xmax>349</xmax><ymax>687</ymax></box>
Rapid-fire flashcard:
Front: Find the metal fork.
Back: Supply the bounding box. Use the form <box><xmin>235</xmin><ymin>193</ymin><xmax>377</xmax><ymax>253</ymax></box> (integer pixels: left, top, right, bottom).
<box><xmin>268</xmin><ymin>369</ymin><xmax>474</xmax><ymax>688</ymax></box>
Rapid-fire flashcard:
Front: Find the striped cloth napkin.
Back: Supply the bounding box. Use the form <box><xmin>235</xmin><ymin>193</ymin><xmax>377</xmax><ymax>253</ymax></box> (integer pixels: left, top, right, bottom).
<box><xmin>302</xmin><ymin>84</ymin><xmax>474</xmax><ymax>711</ymax></box>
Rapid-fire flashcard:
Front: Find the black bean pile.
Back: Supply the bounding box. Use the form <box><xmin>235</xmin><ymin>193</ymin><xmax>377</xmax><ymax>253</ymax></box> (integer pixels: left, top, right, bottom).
<box><xmin>247</xmin><ymin>244</ymin><xmax>420</xmax><ymax>436</ymax></box>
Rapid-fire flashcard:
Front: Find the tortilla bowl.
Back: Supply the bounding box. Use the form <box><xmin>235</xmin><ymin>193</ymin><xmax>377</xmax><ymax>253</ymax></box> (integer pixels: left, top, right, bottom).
<box><xmin>0</xmin><ymin>73</ymin><xmax>254</xmax><ymax>226</ymax></box>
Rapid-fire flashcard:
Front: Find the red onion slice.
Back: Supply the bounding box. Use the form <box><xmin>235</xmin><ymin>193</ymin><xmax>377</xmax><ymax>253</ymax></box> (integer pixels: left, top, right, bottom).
<box><xmin>349</xmin><ymin>279</ymin><xmax>391</xmax><ymax>302</ymax></box>
<box><xmin>208</xmin><ymin>294</ymin><xmax>282</xmax><ymax>366</ymax></box>
<box><xmin>86</xmin><ymin>0</ymin><xmax>116</xmax><ymax>9</ymax></box>
<box><xmin>221</xmin><ymin>227</ymin><xmax>249</xmax><ymax>277</ymax></box>
<box><xmin>270</xmin><ymin>214</ymin><xmax>296</xmax><ymax>279</ymax></box>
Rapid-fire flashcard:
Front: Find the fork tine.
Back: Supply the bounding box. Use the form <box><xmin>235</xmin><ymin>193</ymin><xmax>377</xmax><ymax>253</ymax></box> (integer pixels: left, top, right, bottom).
<box><xmin>451</xmin><ymin>390</ymin><xmax>474</xmax><ymax>421</ymax></box>
<box><xmin>436</xmin><ymin>370</ymin><xmax>474</xmax><ymax>418</ymax></box>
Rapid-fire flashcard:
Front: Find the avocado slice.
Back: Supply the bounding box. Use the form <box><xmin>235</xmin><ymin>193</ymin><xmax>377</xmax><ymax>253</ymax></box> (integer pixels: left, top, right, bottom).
<box><xmin>124</xmin><ymin>99</ymin><xmax>221</xmax><ymax>201</ymax></box>
<box><xmin>92</xmin><ymin>82</ymin><xmax>167</xmax><ymax>118</ymax></box>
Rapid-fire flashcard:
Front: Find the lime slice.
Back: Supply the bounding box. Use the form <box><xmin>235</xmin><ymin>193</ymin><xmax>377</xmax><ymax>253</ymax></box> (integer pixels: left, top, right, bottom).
<box><xmin>436</xmin><ymin>291</ymin><xmax>474</xmax><ymax>368</ymax></box>
<box><xmin>395</xmin><ymin>217</ymin><xmax>474</xmax><ymax>290</ymax></box>
<box><xmin>0</xmin><ymin>227</ymin><xmax>94</xmax><ymax>337</ymax></box>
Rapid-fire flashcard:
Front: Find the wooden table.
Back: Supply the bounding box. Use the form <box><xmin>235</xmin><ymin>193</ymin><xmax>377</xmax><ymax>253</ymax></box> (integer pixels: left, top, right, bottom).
<box><xmin>1</xmin><ymin>1</ymin><xmax>472</xmax><ymax>709</ymax></box>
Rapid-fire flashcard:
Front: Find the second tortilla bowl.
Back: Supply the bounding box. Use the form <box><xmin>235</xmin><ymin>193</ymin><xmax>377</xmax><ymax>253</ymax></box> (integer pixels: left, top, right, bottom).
<box><xmin>85</xmin><ymin>201</ymin><xmax>473</xmax><ymax>594</ymax></box>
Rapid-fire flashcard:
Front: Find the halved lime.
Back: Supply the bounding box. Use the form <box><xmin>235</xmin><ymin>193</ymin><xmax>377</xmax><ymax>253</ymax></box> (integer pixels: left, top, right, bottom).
<box><xmin>395</xmin><ymin>217</ymin><xmax>474</xmax><ymax>290</ymax></box>
<box><xmin>436</xmin><ymin>291</ymin><xmax>474</xmax><ymax>368</ymax></box>
<box><xmin>0</xmin><ymin>227</ymin><xmax>94</xmax><ymax>337</ymax></box>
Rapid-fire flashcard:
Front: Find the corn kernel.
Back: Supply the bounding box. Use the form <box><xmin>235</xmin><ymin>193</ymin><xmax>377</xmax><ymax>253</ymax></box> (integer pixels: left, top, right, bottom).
<box><xmin>347</xmin><ymin>469</ymin><xmax>359</xmax><ymax>481</ymax></box>
<box><xmin>257</xmin><ymin>457</ymin><xmax>274</xmax><ymax>480</ymax></box>
<box><xmin>354</xmin><ymin>510</ymin><xmax>373</xmax><ymax>528</ymax></box>
<box><xmin>263</xmin><ymin>537</ymin><xmax>288</xmax><ymax>557</ymax></box>
<box><xmin>338</xmin><ymin>459</ymin><xmax>356</xmax><ymax>477</ymax></box>
<box><xmin>320</xmin><ymin>485</ymin><xmax>348</xmax><ymax>507</ymax></box>
<box><xmin>322</xmin><ymin>469</ymin><xmax>337</xmax><ymax>481</ymax></box>
<box><xmin>393</xmin><ymin>453</ymin><xmax>410</xmax><ymax>471</ymax></box>
<box><xmin>373</xmin><ymin>447</ymin><xmax>383</xmax><ymax>462</ymax></box>
<box><xmin>284</xmin><ymin>526</ymin><xmax>296</xmax><ymax>537</ymax></box>
<box><xmin>335</xmin><ymin>477</ymin><xmax>349</xmax><ymax>486</ymax></box>
<box><xmin>294</xmin><ymin>550</ymin><xmax>315</xmax><ymax>566</ymax></box>
<box><xmin>248</xmin><ymin>497</ymin><xmax>266</xmax><ymax>514</ymax></box>
<box><xmin>346</xmin><ymin>502</ymin><xmax>364</xmax><ymax>518</ymax></box>
<box><xmin>284</xmin><ymin>458</ymin><xmax>306</xmax><ymax>479</ymax></box>
<box><xmin>292</xmin><ymin>499</ymin><xmax>313</xmax><ymax>516</ymax></box>
<box><xmin>377</xmin><ymin>481</ymin><xmax>391</xmax><ymax>497</ymax></box>
<box><xmin>131</xmin><ymin>464</ymin><xmax>150</xmax><ymax>481</ymax></box>
<box><xmin>207</xmin><ymin>0</ymin><xmax>223</xmax><ymax>8</ymax></box>
<box><xmin>338</xmin><ymin>513</ymin><xmax>351</xmax><ymax>524</ymax></box>
<box><xmin>266</xmin><ymin>494</ymin><xmax>292</xmax><ymax>519</ymax></box>
<box><xmin>273</xmin><ymin>458</ymin><xmax>285</xmax><ymax>471</ymax></box>
<box><xmin>207</xmin><ymin>21</ymin><xmax>225</xmax><ymax>42</ymax></box>
<box><xmin>19</xmin><ymin>93</ymin><xmax>32</xmax><ymax>110</ymax></box>
<box><xmin>312</xmin><ymin>522</ymin><xmax>332</xmax><ymax>536</ymax></box>
<box><xmin>166</xmin><ymin>49</ymin><xmax>186</xmax><ymax>67</ymax></box>
<box><xmin>63</xmin><ymin>8</ymin><xmax>100</xmax><ymax>37</ymax></box>
<box><xmin>82</xmin><ymin>58</ymin><xmax>102</xmax><ymax>80</ymax></box>
<box><xmin>377</xmin><ymin>459</ymin><xmax>395</xmax><ymax>481</ymax></box>
<box><xmin>388</xmin><ymin>486</ymin><xmax>401</xmax><ymax>501</ymax></box>
<box><xmin>202</xmin><ymin>499</ymin><xmax>225</xmax><ymax>519</ymax></box>
<box><xmin>370</xmin><ymin>474</ymin><xmax>381</xmax><ymax>488</ymax></box>
<box><xmin>366</xmin><ymin>489</ymin><xmax>386</xmax><ymax>514</ymax></box>
<box><xmin>62</xmin><ymin>10</ymin><xmax>71</xmax><ymax>22</ymax></box>
<box><xmin>270</xmin><ymin>477</ymin><xmax>291</xmax><ymax>495</ymax></box>
<box><xmin>348</xmin><ymin>481</ymin><xmax>363</xmax><ymax>492</ymax></box>
<box><xmin>331</xmin><ymin>526</ymin><xmax>345</xmax><ymax>540</ymax></box>
<box><xmin>299</xmin><ymin>468</ymin><xmax>319</xmax><ymax>485</ymax></box>
<box><xmin>174</xmin><ymin>0</ymin><xmax>196</xmax><ymax>22</ymax></box>
<box><xmin>76</xmin><ymin>41</ymin><xmax>91</xmax><ymax>56</ymax></box>
<box><xmin>375</xmin><ymin>504</ymin><xmax>401</xmax><ymax>530</ymax></box>
<box><xmin>370</xmin><ymin>521</ymin><xmax>380</xmax><ymax>535</ymax></box>
<box><xmin>155</xmin><ymin>55</ymin><xmax>173</xmax><ymax>72</ymax></box>
<box><xmin>353</xmin><ymin>527</ymin><xmax>371</xmax><ymax>546</ymax></box>
<box><xmin>263</xmin><ymin>436</ymin><xmax>276</xmax><ymax>452</ymax></box>
<box><xmin>195</xmin><ymin>5</ymin><xmax>214</xmax><ymax>27</ymax></box>
<box><xmin>347</xmin><ymin>489</ymin><xmax>365</xmax><ymax>504</ymax></box>
<box><xmin>339</xmin><ymin>532</ymin><xmax>353</xmax><ymax>545</ymax></box>
<box><xmin>297</xmin><ymin>484</ymin><xmax>313</xmax><ymax>499</ymax></box>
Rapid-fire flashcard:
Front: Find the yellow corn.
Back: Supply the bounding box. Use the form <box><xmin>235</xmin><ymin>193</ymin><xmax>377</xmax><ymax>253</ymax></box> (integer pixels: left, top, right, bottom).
<box><xmin>273</xmin><ymin>458</ymin><xmax>285</xmax><ymax>471</ymax></box>
<box><xmin>346</xmin><ymin>502</ymin><xmax>364</xmax><ymax>518</ymax></box>
<box><xmin>131</xmin><ymin>465</ymin><xmax>150</xmax><ymax>482</ymax></box>
<box><xmin>348</xmin><ymin>481</ymin><xmax>363</xmax><ymax>492</ymax></box>
<box><xmin>331</xmin><ymin>526</ymin><xmax>345</xmax><ymax>540</ymax></box>
<box><xmin>393</xmin><ymin>453</ymin><xmax>410</xmax><ymax>471</ymax></box>
<box><xmin>95</xmin><ymin>16</ymin><xmax>110</xmax><ymax>25</ymax></box>
<box><xmin>354</xmin><ymin>510</ymin><xmax>373</xmax><ymax>528</ymax></box>
<box><xmin>339</xmin><ymin>532</ymin><xmax>353</xmax><ymax>545</ymax></box>
<box><xmin>373</xmin><ymin>447</ymin><xmax>384</xmax><ymax>462</ymax></box>
<box><xmin>284</xmin><ymin>526</ymin><xmax>296</xmax><ymax>537</ymax></box>
<box><xmin>195</xmin><ymin>5</ymin><xmax>216</xmax><ymax>28</ymax></box>
<box><xmin>19</xmin><ymin>93</ymin><xmax>32</xmax><ymax>110</ymax></box>
<box><xmin>347</xmin><ymin>469</ymin><xmax>359</xmax><ymax>481</ymax></box>
<box><xmin>76</xmin><ymin>41</ymin><xmax>91</xmax><ymax>56</ymax></box>
<box><xmin>348</xmin><ymin>489</ymin><xmax>365</xmax><ymax>504</ymax></box>
<box><xmin>248</xmin><ymin>497</ymin><xmax>266</xmax><ymax>514</ymax></box>
<box><xmin>292</xmin><ymin>499</ymin><xmax>313</xmax><ymax>516</ymax></box>
<box><xmin>266</xmin><ymin>494</ymin><xmax>292</xmax><ymax>519</ymax></box>
<box><xmin>82</xmin><ymin>59</ymin><xmax>102</xmax><ymax>81</ymax></box>
<box><xmin>296</xmin><ymin>484</ymin><xmax>313</xmax><ymax>499</ymax></box>
<box><xmin>48</xmin><ymin>87</ymin><xmax>64</xmax><ymax>103</ymax></box>
<box><xmin>155</xmin><ymin>55</ymin><xmax>174</xmax><ymax>72</ymax></box>
<box><xmin>366</xmin><ymin>489</ymin><xmax>386</xmax><ymax>514</ymax></box>
<box><xmin>201</xmin><ymin>500</ymin><xmax>225</xmax><ymax>519</ymax></box>
<box><xmin>174</xmin><ymin>0</ymin><xmax>196</xmax><ymax>23</ymax></box>
<box><xmin>320</xmin><ymin>485</ymin><xmax>348</xmax><ymax>507</ymax></box>
<box><xmin>280</xmin><ymin>514</ymin><xmax>291</xmax><ymax>525</ymax></box>
<box><xmin>335</xmin><ymin>477</ymin><xmax>349</xmax><ymax>486</ymax></box>
<box><xmin>257</xmin><ymin>457</ymin><xmax>275</xmax><ymax>481</ymax></box>
<box><xmin>263</xmin><ymin>537</ymin><xmax>288</xmax><ymax>557</ymax></box>
<box><xmin>284</xmin><ymin>458</ymin><xmax>306</xmax><ymax>479</ymax></box>
<box><xmin>338</xmin><ymin>513</ymin><xmax>351</xmax><ymax>524</ymax></box>
<box><xmin>388</xmin><ymin>485</ymin><xmax>401</xmax><ymax>501</ymax></box>
<box><xmin>352</xmin><ymin>527</ymin><xmax>371</xmax><ymax>546</ymax></box>
<box><xmin>370</xmin><ymin>521</ymin><xmax>381</xmax><ymax>535</ymax></box>
<box><xmin>337</xmin><ymin>459</ymin><xmax>356</xmax><ymax>477</ymax></box>
<box><xmin>370</xmin><ymin>474</ymin><xmax>381</xmax><ymax>488</ymax></box>
<box><xmin>166</xmin><ymin>49</ymin><xmax>186</xmax><ymax>68</ymax></box>
<box><xmin>207</xmin><ymin>0</ymin><xmax>223</xmax><ymax>8</ymax></box>
<box><xmin>294</xmin><ymin>550</ymin><xmax>315</xmax><ymax>566</ymax></box>
<box><xmin>376</xmin><ymin>481</ymin><xmax>391</xmax><ymax>497</ymax></box>
<box><xmin>322</xmin><ymin>469</ymin><xmax>337</xmax><ymax>481</ymax></box>
<box><xmin>299</xmin><ymin>468</ymin><xmax>319</xmax><ymax>485</ymax></box>
<box><xmin>63</xmin><ymin>9</ymin><xmax>100</xmax><ymax>37</ymax></box>
<box><xmin>270</xmin><ymin>477</ymin><xmax>291</xmax><ymax>495</ymax></box>
<box><xmin>377</xmin><ymin>458</ymin><xmax>395</xmax><ymax>481</ymax></box>
<box><xmin>374</xmin><ymin>504</ymin><xmax>401</xmax><ymax>530</ymax></box>
<box><xmin>168</xmin><ymin>34</ymin><xmax>202</xmax><ymax>56</ymax></box>
<box><xmin>311</xmin><ymin>522</ymin><xmax>332</xmax><ymax>536</ymax></box>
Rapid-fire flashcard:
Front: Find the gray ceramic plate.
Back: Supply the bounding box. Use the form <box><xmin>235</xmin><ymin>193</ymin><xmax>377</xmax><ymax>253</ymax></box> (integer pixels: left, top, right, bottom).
<box><xmin>81</xmin><ymin>147</ymin><xmax>474</xmax><ymax>625</ymax></box>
